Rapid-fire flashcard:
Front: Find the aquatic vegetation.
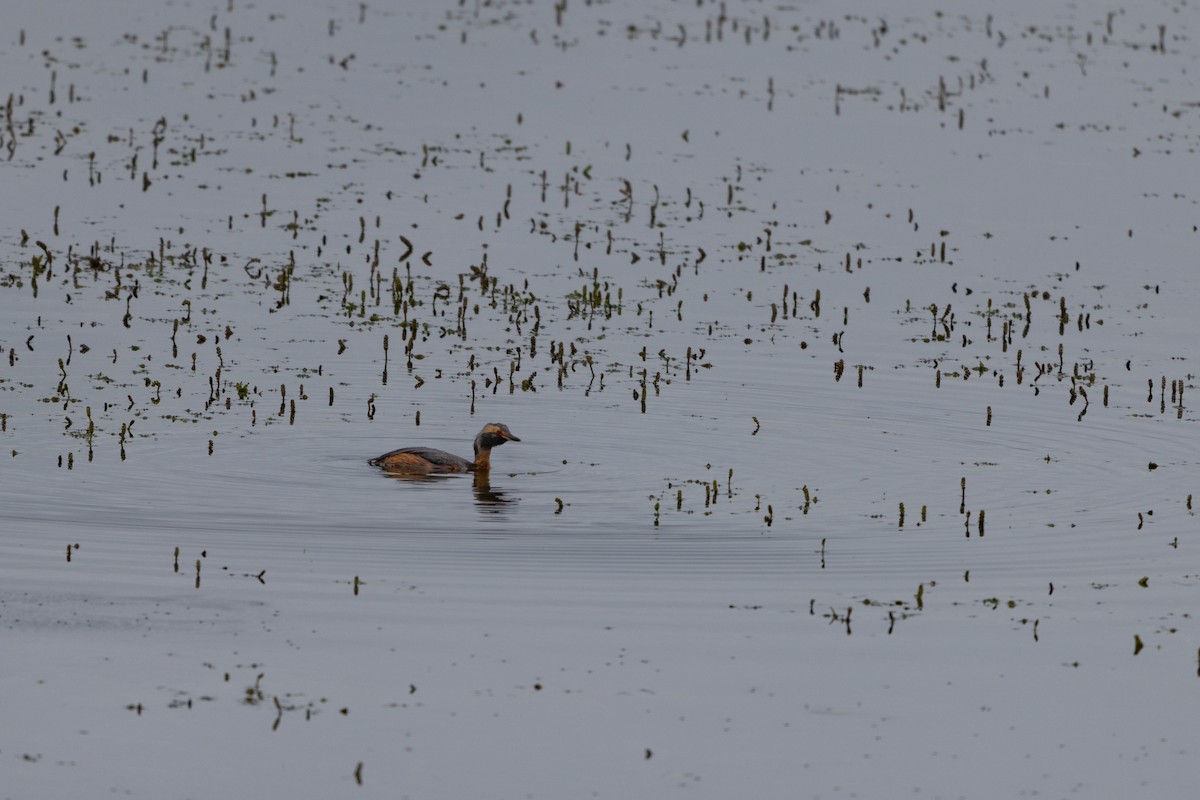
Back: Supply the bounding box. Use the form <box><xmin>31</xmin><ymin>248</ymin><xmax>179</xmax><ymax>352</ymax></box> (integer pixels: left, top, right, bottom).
<box><xmin>1</xmin><ymin>2</ymin><xmax>1198</xmax><ymax>798</ymax></box>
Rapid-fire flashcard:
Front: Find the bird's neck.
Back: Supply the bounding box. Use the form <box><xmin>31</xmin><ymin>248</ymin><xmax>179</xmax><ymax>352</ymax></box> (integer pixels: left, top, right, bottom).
<box><xmin>472</xmin><ymin>433</ymin><xmax>492</xmax><ymax>469</ymax></box>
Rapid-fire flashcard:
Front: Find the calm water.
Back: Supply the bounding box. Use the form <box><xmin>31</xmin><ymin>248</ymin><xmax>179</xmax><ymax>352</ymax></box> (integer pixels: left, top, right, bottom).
<box><xmin>2</xmin><ymin>1</ymin><xmax>1198</xmax><ymax>797</ymax></box>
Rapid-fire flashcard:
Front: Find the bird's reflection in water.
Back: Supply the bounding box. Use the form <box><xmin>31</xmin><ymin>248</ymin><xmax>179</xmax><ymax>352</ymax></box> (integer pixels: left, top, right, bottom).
<box><xmin>377</xmin><ymin>468</ymin><xmax>514</xmax><ymax>514</ymax></box>
<box><xmin>472</xmin><ymin>471</ymin><xmax>512</xmax><ymax>510</ymax></box>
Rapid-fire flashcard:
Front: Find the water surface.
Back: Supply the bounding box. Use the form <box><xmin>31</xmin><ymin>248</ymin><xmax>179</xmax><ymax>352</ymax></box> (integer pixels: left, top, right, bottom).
<box><xmin>2</xmin><ymin>1</ymin><xmax>1198</xmax><ymax>797</ymax></box>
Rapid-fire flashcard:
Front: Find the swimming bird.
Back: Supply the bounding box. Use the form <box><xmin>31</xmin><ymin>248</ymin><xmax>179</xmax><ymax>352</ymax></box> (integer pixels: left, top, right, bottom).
<box><xmin>370</xmin><ymin>423</ymin><xmax>520</xmax><ymax>472</ymax></box>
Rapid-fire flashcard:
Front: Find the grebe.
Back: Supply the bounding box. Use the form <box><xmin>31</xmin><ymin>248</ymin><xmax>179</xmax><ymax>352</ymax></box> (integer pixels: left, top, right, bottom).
<box><xmin>370</xmin><ymin>423</ymin><xmax>520</xmax><ymax>472</ymax></box>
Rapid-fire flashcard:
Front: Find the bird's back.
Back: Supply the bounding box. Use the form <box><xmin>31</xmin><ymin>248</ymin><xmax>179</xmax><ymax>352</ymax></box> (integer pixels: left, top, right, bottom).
<box><xmin>370</xmin><ymin>446</ymin><xmax>471</xmax><ymax>471</ymax></box>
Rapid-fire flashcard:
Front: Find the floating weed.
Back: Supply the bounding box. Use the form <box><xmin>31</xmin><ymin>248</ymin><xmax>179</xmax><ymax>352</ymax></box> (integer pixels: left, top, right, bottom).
<box><xmin>823</xmin><ymin>605</ymin><xmax>853</xmax><ymax>636</ymax></box>
<box><xmin>0</xmin><ymin>1</ymin><xmax>1195</xmax><ymax>708</ymax></box>
<box><xmin>650</xmin><ymin>467</ymin><xmax>796</xmax><ymax>526</ymax></box>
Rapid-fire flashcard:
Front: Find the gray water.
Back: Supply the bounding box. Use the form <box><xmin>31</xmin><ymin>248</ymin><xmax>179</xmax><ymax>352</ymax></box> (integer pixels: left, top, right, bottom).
<box><xmin>2</xmin><ymin>1</ymin><xmax>1198</xmax><ymax>798</ymax></box>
